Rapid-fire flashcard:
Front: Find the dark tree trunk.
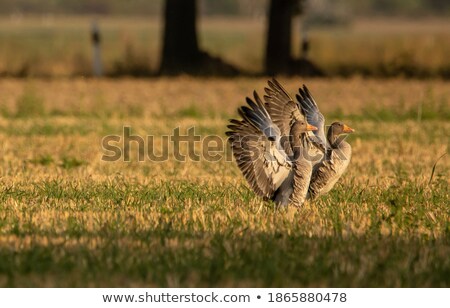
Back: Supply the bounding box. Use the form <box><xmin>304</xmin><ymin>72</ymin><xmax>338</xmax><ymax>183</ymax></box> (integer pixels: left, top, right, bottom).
<box><xmin>159</xmin><ymin>0</ymin><xmax>239</xmax><ymax>76</ymax></box>
<box><xmin>160</xmin><ymin>0</ymin><xmax>201</xmax><ymax>74</ymax></box>
<box><xmin>265</xmin><ymin>0</ymin><xmax>296</xmax><ymax>75</ymax></box>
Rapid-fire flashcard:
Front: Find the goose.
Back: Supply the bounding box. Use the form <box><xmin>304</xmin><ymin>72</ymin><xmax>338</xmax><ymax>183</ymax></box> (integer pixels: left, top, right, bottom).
<box><xmin>296</xmin><ymin>85</ymin><xmax>355</xmax><ymax>200</ymax></box>
<box><xmin>226</xmin><ymin>79</ymin><xmax>317</xmax><ymax>207</ymax></box>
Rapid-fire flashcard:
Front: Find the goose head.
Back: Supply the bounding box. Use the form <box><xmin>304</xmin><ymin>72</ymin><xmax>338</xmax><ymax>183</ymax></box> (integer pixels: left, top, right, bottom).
<box><xmin>292</xmin><ymin>119</ymin><xmax>318</xmax><ymax>136</ymax></box>
<box><xmin>327</xmin><ymin>122</ymin><xmax>354</xmax><ymax>146</ymax></box>
<box><xmin>290</xmin><ymin>119</ymin><xmax>318</xmax><ymax>150</ymax></box>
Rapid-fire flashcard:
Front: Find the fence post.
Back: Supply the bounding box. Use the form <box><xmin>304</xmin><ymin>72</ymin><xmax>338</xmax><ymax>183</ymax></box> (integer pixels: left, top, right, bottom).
<box><xmin>91</xmin><ymin>20</ymin><xmax>103</xmax><ymax>77</ymax></box>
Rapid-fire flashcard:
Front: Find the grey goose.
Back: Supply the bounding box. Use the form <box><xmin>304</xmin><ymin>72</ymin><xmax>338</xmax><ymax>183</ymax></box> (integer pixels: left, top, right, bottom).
<box><xmin>226</xmin><ymin>79</ymin><xmax>317</xmax><ymax>207</ymax></box>
<box><xmin>296</xmin><ymin>85</ymin><xmax>355</xmax><ymax>200</ymax></box>
<box><xmin>227</xmin><ymin>79</ymin><xmax>354</xmax><ymax>206</ymax></box>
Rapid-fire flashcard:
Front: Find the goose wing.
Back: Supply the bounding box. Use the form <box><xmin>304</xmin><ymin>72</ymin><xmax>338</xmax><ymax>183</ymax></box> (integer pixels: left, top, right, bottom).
<box><xmin>263</xmin><ymin>79</ymin><xmax>306</xmax><ymax>156</ymax></box>
<box><xmin>296</xmin><ymin>85</ymin><xmax>327</xmax><ymax>152</ymax></box>
<box><xmin>226</xmin><ymin>91</ymin><xmax>292</xmax><ymax>199</ymax></box>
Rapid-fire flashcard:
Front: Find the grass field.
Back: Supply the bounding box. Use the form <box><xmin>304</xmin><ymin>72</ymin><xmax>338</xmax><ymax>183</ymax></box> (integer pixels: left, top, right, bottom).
<box><xmin>0</xmin><ymin>16</ymin><xmax>449</xmax><ymax>77</ymax></box>
<box><xmin>0</xmin><ymin>77</ymin><xmax>449</xmax><ymax>287</ymax></box>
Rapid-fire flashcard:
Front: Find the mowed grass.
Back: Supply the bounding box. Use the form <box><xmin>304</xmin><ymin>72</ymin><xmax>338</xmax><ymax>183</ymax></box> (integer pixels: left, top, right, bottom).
<box><xmin>0</xmin><ymin>77</ymin><xmax>449</xmax><ymax>287</ymax></box>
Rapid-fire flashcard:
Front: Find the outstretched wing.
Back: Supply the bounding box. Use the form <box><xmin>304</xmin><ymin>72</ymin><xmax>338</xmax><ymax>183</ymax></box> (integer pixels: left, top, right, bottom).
<box><xmin>226</xmin><ymin>91</ymin><xmax>291</xmax><ymax>199</ymax></box>
<box><xmin>263</xmin><ymin>78</ymin><xmax>306</xmax><ymax>155</ymax></box>
<box><xmin>296</xmin><ymin>85</ymin><xmax>327</xmax><ymax>151</ymax></box>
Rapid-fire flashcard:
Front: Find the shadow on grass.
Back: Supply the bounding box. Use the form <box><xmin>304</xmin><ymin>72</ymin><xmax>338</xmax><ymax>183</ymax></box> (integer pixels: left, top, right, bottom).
<box><xmin>0</xmin><ymin>232</ymin><xmax>448</xmax><ymax>287</ymax></box>
<box><xmin>0</xmin><ymin>179</ymin><xmax>448</xmax><ymax>287</ymax></box>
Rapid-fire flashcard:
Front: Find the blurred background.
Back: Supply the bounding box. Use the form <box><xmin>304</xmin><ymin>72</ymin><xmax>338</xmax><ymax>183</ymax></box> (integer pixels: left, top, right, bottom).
<box><xmin>1</xmin><ymin>0</ymin><xmax>449</xmax><ymax>288</ymax></box>
<box><xmin>0</xmin><ymin>0</ymin><xmax>449</xmax><ymax>78</ymax></box>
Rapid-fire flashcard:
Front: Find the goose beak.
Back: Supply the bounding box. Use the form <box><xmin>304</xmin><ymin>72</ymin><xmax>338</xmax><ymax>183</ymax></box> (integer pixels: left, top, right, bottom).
<box><xmin>306</xmin><ymin>123</ymin><xmax>318</xmax><ymax>131</ymax></box>
<box><xmin>342</xmin><ymin>124</ymin><xmax>355</xmax><ymax>133</ymax></box>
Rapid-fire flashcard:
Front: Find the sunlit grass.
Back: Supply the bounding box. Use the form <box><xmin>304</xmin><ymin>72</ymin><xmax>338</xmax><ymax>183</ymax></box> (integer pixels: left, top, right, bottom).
<box><xmin>0</xmin><ymin>77</ymin><xmax>448</xmax><ymax>287</ymax></box>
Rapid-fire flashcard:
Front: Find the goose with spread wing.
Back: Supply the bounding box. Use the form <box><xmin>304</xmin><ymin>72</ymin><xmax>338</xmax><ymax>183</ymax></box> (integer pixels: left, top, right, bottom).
<box><xmin>296</xmin><ymin>85</ymin><xmax>355</xmax><ymax>200</ymax></box>
<box><xmin>226</xmin><ymin>79</ymin><xmax>317</xmax><ymax>207</ymax></box>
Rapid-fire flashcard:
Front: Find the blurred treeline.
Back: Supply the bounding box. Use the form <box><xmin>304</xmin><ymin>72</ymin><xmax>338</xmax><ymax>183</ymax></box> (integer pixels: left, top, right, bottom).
<box><xmin>1</xmin><ymin>0</ymin><xmax>449</xmax><ymax>17</ymax></box>
<box><xmin>0</xmin><ymin>0</ymin><xmax>449</xmax><ymax>78</ymax></box>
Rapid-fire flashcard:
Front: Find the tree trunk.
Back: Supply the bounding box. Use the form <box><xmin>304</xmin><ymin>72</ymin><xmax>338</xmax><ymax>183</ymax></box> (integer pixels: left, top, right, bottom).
<box><xmin>160</xmin><ymin>0</ymin><xmax>200</xmax><ymax>74</ymax></box>
<box><xmin>265</xmin><ymin>0</ymin><xmax>296</xmax><ymax>75</ymax></box>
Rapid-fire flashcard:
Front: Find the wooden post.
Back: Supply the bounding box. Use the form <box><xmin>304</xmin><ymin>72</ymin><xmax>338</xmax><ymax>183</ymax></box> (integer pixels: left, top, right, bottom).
<box><xmin>91</xmin><ymin>20</ymin><xmax>103</xmax><ymax>77</ymax></box>
<box><xmin>300</xmin><ymin>20</ymin><xmax>309</xmax><ymax>59</ymax></box>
